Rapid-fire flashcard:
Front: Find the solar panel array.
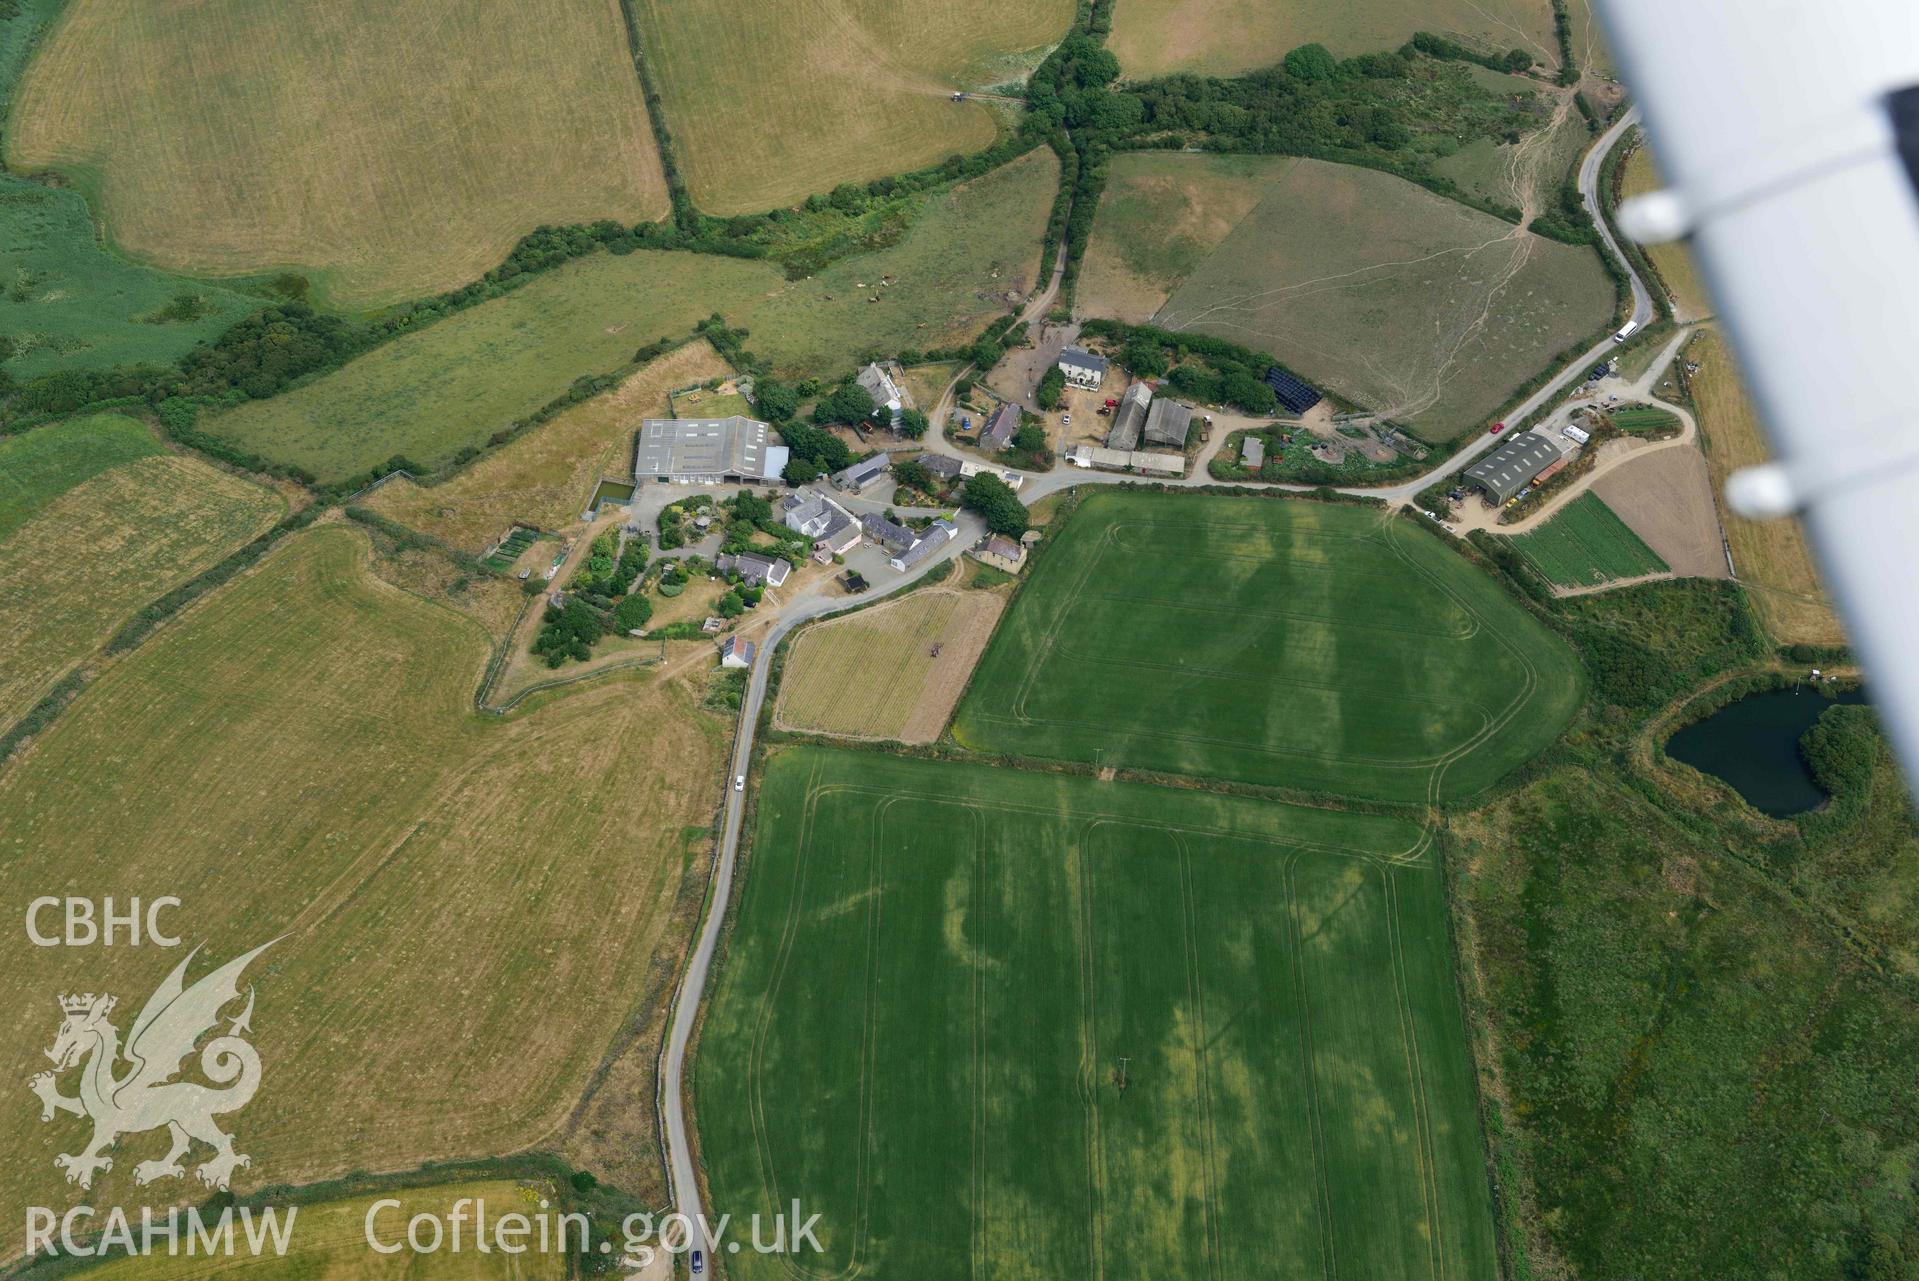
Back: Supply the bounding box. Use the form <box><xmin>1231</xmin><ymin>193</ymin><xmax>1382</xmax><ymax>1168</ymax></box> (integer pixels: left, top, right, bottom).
<box><xmin>1263</xmin><ymin>366</ymin><xmax>1322</xmax><ymax>414</ymax></box>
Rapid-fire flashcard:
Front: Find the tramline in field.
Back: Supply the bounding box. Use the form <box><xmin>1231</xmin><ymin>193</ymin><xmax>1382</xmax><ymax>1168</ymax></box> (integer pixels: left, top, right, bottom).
<box><xmin>953</xmin><ymin>491</ymin><xmax>1583</xmax><ymax>802</ymax></box>
<box><xmin>697</xmin><ymin>747</ymin><xmax>1499</xmax><ymax>1280</ymax></box>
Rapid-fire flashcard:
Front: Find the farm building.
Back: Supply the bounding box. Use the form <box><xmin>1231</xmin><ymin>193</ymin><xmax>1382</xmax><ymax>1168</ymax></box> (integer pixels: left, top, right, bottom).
<box><xmin>957</xmin><ymin>458</ymin><xmax>1025</xmax><ymax>490</ymax></box>
<box><xmin>716</xmin><ymin>551</ymin><xmax>791</xmax><ymax>588</ymax></box>
<box><xmin>831</xmin><ymin>454</ymin><xmax>890</xmax><ymax>493</ymax></box>
<box><xmin>918</xmin><ymin>454</ymin><xmax>964</xmax><ymax>483</ymax></box>
<box><xmin>1464</xmin><ymin>431</ymin><xmax>1568</xmax><ymax>504</ymax></box>
<box><xmin>861</xmin><ymin>513</ymin><xmax>918</xmax><ymax>555</ymax></box>
<box><xmin>781</xmin><ymin>490</ymin><xmax>841</xmax><ymax>537</ymax></box>
<box><xmin>980</xmin><ymin>402</ymin><xmax>1023</xmax><ymax>452</ymax></box>
<box><xmin>1262</xmin><ymin>367</ymin><xmax>1323</xmax><ymax>414</ymax></box>
<box><xmin>856</xmin><ymin>363</ymin><xmax>907</xmax><ymax>428</ymax></box>
<box><xmin>1142</xmin><ymin>398</ymin><xmax>1194</xmax><ymax>448</ymax></box>
<box><xmin>1058</xmin><ymin>347</ymin><xmax>1108</xmax><ymax>390</ymax></box>
<box><xmin>1240</xmin><ymin>436</ymin><xmax>1266</xmax><ymax>468</ymax></box>
<box><xmin>814</xmin><ymin>511</ymin><xmax>861</xmax><ymax>557</ymax></box>
<box><xmin>1106</xmin><ymin>383</ymin><xmax>1151</xmax><ymax>450</ymax></box>
<box><xmin>1065</xmin><ymin>445</ymin><xmax>1185</xmax><ymax>475</ymax></box>
<box><xmin>782</xmin><ymin>491</ymin><xmax>861</xmax><ymax>555</ymax></box>
<box><xmin>890</xmin><ymin>519</ymin><xmax>959</xmax><ymax>572</ymax></box>
<box><xmin>719</xmin><ymin>636</ymin><xmax>756</xmax><ymax>669</ymax></box>
<box><xmin>635</xmin><ymin>416</ymin><xmax>787</xmax><ymax>485</ymax></box>
<box><xmin>972</xmin><ymin>534</ymin><xmax>1027</xmax><ymax>573</ymax></box>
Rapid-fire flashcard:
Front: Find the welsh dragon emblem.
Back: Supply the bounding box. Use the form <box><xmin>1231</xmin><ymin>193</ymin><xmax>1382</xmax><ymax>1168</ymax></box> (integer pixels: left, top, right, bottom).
<box><xmin>28</xmin><ymin>940</ymin><xmax>275</xmax><ymax>1192</ymax></box>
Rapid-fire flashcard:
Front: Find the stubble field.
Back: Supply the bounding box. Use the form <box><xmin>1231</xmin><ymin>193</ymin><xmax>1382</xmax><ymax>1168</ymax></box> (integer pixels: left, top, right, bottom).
<box><xmin>0</xmin><ymin>526</ymin><xmax>723</xmax><ymax>1225</ymax></box>
<box><xmin>204</xmin><ymin>153</ymin><xmax>1057</xmax><ymax>481</ymax></box>
<box><xmin>697</xmin><ymin>746</ymin><xmax>1498</xmax><ymax>1280</ymax></box>
<box><xmin>0</xmin><ymin>415</ymin><xmax>284</xmax><ymax>727</ymax></box>
<box><xmin>629</xmin><ymin>0</ymin><xmax>1072</xmax><ymax>213</ymax></box>
<box><xmin>774</xmin><ymin>586</ymin><xmax>1007</xmax><ymax>742</ymax></box>
<box><xmin>1687</xmin><ymin>330</ymin><xmax>1843</xmax><ymax>646</ymax></box>
<box><xmin>1080</xmin><ymin>154</ymin><xmax>1614</xmax><ymax>439</ymax></box>
<box><xmin>952</xmin><ymin>492</ymin><xmax>1583</xmax><ymax>802</ymax></box>
<box><xmin>1106</xmin><ymin>0</ymin><xmax>1560</xmax><ymax>80</ymax></box>
<box><xmin>7</xmin><ymin>0</ymin><xmax>668</xmax><ymax>307</ymax></box>
<box><xmin>365</xmin><ymin>340</ymin><xmax>735</xmax><ymax>551</ymax></box>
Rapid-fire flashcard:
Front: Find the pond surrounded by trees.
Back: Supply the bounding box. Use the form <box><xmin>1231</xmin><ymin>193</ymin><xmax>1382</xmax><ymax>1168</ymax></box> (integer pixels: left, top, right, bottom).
<box><xmin>1665</xmin><ymin>685</ymin><xmax>1870</xmax><ymax>816</ymax></box>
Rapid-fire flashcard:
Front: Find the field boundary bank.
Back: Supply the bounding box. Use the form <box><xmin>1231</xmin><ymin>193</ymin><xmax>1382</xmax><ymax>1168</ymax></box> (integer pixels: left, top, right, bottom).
<box><xmin>0</xmin><ymin>499</ymin><xmax>325</xmax><ymax>775</ymax></box>
<box><xmin>609</xmin><ymin>0</ymin><xmax>695</xmax><ymax>228</ymax></box>
<box><xmin>0</xmin><ymin>1150</ymin><xmax>655</xmax><ymax>1281</ymax></box>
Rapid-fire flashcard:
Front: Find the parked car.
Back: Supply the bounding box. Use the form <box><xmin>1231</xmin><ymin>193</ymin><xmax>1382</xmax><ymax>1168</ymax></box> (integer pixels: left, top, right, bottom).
<box><xmin>1489</xmin><ymin>421</ymin><xmax>1506</xmax><ymax>434</ymax></box>
<box><xmin>1061</xmin><ymin>414</ymin><xmax>1072</xmax><ymax>427</ymax></box>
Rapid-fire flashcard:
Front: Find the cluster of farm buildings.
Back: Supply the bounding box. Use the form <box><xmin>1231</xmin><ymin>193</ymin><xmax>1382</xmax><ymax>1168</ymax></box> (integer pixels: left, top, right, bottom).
<box><xmin>1461</xmin><ymin>421</ymin><xmax>1593</xmax><ymax>506</ymax></box>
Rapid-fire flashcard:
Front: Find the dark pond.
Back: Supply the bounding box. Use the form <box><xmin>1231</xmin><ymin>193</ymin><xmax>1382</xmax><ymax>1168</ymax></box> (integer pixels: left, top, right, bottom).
<box><xmin>1665</xmin><ymin>685</ymin><xmax>1869</xmax><ymax>816</ymax></box>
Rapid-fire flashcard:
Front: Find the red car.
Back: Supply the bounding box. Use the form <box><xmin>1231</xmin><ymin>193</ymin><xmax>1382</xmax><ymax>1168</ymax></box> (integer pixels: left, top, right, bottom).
<box><xmin>1489</xmin><ymin>421</ymin><xmax>1506</xmax><ymax>434</ymax></box>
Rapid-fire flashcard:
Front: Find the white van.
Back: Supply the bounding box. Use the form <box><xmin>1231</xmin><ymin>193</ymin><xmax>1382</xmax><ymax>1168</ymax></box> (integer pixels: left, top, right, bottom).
<box><xmin>1612</xmin><ymin>319</ymin><xmax>1640</xmax><ymax>343</ymax></box>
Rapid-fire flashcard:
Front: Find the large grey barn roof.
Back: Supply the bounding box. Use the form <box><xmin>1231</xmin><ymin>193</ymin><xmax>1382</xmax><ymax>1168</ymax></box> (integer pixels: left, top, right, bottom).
<box><xmin>1142</xmin><ymin>398</ymin><xmax>1193</xmax><ymax>448</ymax></box>
<box><xmin>1106</xmin><ymin>383</ymin><xmax>1150</xmax><ymax>450</ymax></box>
<box><xmin>635</xmin><ymin>416</ymin><xmax>783</xmax><ymax>481</ymax></box>
<box><xmin>1463</xmin><ymin>431</ymin><xmax>1567</xmax><ymax>503</ymax></box>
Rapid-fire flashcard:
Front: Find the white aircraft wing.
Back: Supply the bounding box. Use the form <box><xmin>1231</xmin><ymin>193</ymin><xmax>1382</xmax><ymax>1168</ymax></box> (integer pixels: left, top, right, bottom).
<box><xmin>1596</xmin><ymin>0</ymin><xmax>1919</xmax><ymax>787</ymax></box>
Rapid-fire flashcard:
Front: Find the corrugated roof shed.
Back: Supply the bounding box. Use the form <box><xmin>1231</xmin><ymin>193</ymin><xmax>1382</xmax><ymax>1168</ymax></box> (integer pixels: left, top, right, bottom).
<box><xmin>1241</xmin><ymin>436</ymin><xmax>1266</xmax><ymax>468</ymax></box>
<box><xmin>1106</xmin><ymin>383</ymin><xmax>1151</xmax><ymax>450</ymax></box>
<box><xmin>1142</xmin><ymin>398</ymin><xmax>1193</xmax><ymax>448</ymax></box>
<box><xmin>1463</xmin><ymin>431</ymin><xmax>1567</xmax><ymax>503</ymax></box>
<box><xmin>636</xmin><ymin>416</ymin><xmax>781</xmax><ymax>482</ymax></box>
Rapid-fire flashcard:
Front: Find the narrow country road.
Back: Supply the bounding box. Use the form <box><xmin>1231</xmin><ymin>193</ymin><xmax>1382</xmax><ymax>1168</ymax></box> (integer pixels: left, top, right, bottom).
<box><xmin>653</xmin><ymin>107</ymin><xmax>1657</xmax><ymax>1261</ymax></box>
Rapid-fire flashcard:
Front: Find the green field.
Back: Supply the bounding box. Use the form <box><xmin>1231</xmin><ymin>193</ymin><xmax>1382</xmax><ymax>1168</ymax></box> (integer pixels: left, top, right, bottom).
<box><xmin>629</xmin><ymin>0</ymin><xmax>1070</xmax><ymax>214</ymax></box>
<box><xmin>1106</xmin><ymin>0</ymin><xmax>1560</xmax><ymax>79</ymax></box>
<box><xmin>200</xmin><ymin>250</ymin><xmax>775</xmax><ymax>482</ymax></box>
<box><xmin>0</xmin><ymin>178</ymin><xmax>264</xmax><ymax>378</ymax></box>
<box><xmin>953</xmin><ymin>492</ymin><xmax>1583</xmax><ymax>802</ymax></box>
<box><xmin>201</xmin><ymin>153</ymin><xmax>1056</xmax><ymax>481</ymax></box>
<box><xmin>3</xmin><ymin>3</ymin><xmax>264</xmax><ymax>377</ymax></box>
<box><xmin>1508</xmin><ymin>492</ymin><xmax>1668</xmax><ymax>587</ymax></box>
<box><xmin>1079</xmin><ymin>154</ymin><xmax>1615</xmax><ymax>440</ymax></box>
<box><xmin>698</xmin><ymin>745</ymin><xmax>1497</xmax><ymax>1280</ymax></box>
<box><xmin>0</xmin><ymin>412</ymin><xmax>162</xmax><ymax>537</ymax></box>
<box><xmin>1609</xmin><ymin>404</ymin><xmax>1680</xmax><ymax>433</ymax></box>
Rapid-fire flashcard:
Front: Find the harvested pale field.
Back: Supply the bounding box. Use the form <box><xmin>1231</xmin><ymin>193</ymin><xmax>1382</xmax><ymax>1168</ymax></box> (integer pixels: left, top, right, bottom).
<box><xmin>76</xmin><ymin>1182</ymin><xmax>564</xmax><ymax>1280</ymax></box>
<box><xmin>776</xmin><ymin>587</ymin><xmax>1006</xmax><ymax>742</ymax></box>
<box><xmin>0</xmin><ymin>527</ymin><xmax>723</xmax><ymax>1226</ymax></box>
<box><xmin>0</xmin><ymin>425</ymin><xmax>284</xmax><ymax>727</ymax></box>
<box><xmin>1592</xmin><ymin>446</ymin><xmax>1728</xmax><ymax>580</ymax></box>
<box><xmin>629</xmin><ymin>0</ymin><xmax>1072</xmax><ymax>213</ymax></box>
<box><xmin>1089</xmin><ymin>154</ymin><xmax>1614</xmax><ymax>440</ymax></box>
<box><xmin>1107</xmin><ymin>0</ymin><xmax>1559</xmax><ymax>79</ymax></box>
<box><xmin>1689</xmin><ymin>330</ymin><xmax>1843</xmax><ymax>646</ymax></box>
<box><xmin>366</xmin><ymin>341</ymin><xmax>734</xmax><ymax>551</ymax></box>
<box><xmin>1621</xmin><ymin>141</ymin><xmax>1713</xmax><ymax>320</ymax></box>
<box><xmin>8</xmin><ymin>0</ymin><xmax>667</xmax><ymax>307</ymax></box>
